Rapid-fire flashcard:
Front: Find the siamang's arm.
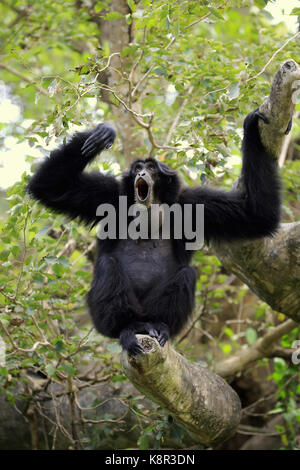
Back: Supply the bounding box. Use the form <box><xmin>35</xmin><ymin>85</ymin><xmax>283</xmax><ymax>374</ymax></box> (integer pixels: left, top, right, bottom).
<box><xmin>179</xmin><ymin>110</ymin><xmax>281</xmax><ymax>242</ymax></box>
<box><xmin>27</xmin><ymin>124</ymin><xmax>119</xmax><ymax>225</ymax></box>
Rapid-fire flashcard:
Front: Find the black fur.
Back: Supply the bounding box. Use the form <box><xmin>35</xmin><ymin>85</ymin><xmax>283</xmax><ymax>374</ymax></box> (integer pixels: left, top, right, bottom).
<box><xmin>27</xmin><ymin>112</ymin><xmax>282</xmax><ymax>354</ymax></box>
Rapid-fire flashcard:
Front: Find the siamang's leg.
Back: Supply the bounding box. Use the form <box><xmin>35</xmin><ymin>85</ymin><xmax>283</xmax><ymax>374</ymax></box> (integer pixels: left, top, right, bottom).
<box><xmin>142</xmin><ymin>266</ymin><xmax>197</xmax><ymax>338</ymax></box>
<box><xmin>87</xmin><ymin>255</ymin><xmax>141</xmax><ymax>339</ymax></box>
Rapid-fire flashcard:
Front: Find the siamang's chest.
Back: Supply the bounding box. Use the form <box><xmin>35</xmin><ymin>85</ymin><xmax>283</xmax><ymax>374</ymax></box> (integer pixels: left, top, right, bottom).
<box><xmin>113</xmin><ymin>238</ymin><xmax>180</xmax><ymax>297</ymax></box>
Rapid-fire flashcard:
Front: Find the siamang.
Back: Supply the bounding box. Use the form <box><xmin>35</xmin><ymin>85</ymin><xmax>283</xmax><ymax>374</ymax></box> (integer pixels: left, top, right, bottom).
<box><xmin>27</xmin><ymin>109</ymin><xmax>282</xmax><ymax>355</ymax></box>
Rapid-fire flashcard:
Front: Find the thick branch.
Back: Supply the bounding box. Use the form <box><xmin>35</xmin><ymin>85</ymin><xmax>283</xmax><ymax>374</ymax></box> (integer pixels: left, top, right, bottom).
<box><xmin>0</xmin><ymin>62</ymin><xmax>50</xmax><ymax>97</ymax></box>
<box><xmin>258</xmin><ymin>59</ymin><xmax>300</xmax><ymax>159</ymax></box>
<box><xmin>121</xmin><ymin>335</ymin><xmax>241</xmax><ymax>447</ymax></box>
<box><xmin>214</xmin><ymin>222</ymin><xmax>300</xmax><ymax>323</ymax></box>
<box><xmin>214</xmin><ymin>319</ymin><xmax>297</xmax><ymax>377</ymax></box>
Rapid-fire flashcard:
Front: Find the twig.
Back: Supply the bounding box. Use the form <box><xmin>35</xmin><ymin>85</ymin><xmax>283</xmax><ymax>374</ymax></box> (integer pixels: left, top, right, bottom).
<box><xmin>184</xmin><ymin>12</ymin><xmax>211</xmax><ymax>29</ymax></box>
<box><xmin>176</xmin><ymin>293</ymin><xmax>208</xmax><ymax>345</ymax></box>
<box><xmin>14</xmin><ymin>211</ymin><xmax>29</xmax><ymax>301</ymax></box>
<box><xmin>278</xmin><ymin>110</ymin><xmax>300</xmax><ymax>167</ymax></box>
<box><xmin>247</xmin><ymin>31</ymin><xmax>300</xmax><ymax>83</ymax></box>
<box><xmin>165</xmin><ymin>85</ymin><xmax>194</xmax><ymax>145</ymax></box>
<box><xmin>0</xmin><ymin>63</ymin><xmax>49</xmax><ymax>96</ymax></box>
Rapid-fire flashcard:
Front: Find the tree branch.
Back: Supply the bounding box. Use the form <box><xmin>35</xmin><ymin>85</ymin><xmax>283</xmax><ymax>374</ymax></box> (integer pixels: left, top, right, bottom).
<box><xmin>0</xmin><ymin>62</ymin><xmax>50</xmax><ymax>97</ymax></box>
<box><xmin>214</xmin><ymin>319</ymin><xmax>297</xmax><ymax>378</ymax></box>
<box><xmin>121</xmin><ymin>335</ymin><xmax>241</xmax><ymax>447</ymax></box>
<box><xmin>214</xmin><ymin>60</ymin><xmax>300</xmax><ymax>323</ymax></box>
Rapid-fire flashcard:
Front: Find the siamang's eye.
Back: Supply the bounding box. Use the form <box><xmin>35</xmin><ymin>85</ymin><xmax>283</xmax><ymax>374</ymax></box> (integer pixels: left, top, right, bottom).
<box><xmin>135</xmin><ymin>164</ymin><xmax>143</xmax><ymax>173</ymax></box>
<box><xmin>146</xmin><ymin>163</ymin><xmax>155</xmax><ymax>171</ymax></box>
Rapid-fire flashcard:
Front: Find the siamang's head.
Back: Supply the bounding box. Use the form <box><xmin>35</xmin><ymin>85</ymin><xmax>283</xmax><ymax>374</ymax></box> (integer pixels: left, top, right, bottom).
<box><xmin>122</xmin><ymin>158</ymin><xmax>181</xmax><ymax>208</ymax></box>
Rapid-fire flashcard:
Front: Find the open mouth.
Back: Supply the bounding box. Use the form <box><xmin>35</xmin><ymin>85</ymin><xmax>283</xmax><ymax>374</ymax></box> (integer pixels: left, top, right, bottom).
<box><xmin>136</xmin><ymin>177</ymin><xmax>149</xmax><ymax>202</ymax></box>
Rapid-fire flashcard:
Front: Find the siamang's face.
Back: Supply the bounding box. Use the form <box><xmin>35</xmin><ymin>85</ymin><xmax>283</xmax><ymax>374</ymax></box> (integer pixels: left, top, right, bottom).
<box><xmin>132</xmin><ymin>159</ymin><xmax>159</xmax><ymax>208</ymax></box>
<box><xmin>128</xmin><ymin>158</ymin><xmax>178</xmax><ymax>208</ymax></box>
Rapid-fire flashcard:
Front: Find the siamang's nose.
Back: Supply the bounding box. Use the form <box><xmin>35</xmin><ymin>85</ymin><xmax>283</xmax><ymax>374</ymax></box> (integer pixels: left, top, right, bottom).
<box><xmin>138</xmin><ymin>170</ymin><xmax>146</xmax><ymax>177</ymax></box>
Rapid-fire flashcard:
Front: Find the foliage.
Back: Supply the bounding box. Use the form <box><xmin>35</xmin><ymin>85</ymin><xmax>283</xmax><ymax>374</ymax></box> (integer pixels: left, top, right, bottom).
<box><xmin>0</xmin><ymin>0</ymin><xmax>299</xmax><ymax>450</ymax></box>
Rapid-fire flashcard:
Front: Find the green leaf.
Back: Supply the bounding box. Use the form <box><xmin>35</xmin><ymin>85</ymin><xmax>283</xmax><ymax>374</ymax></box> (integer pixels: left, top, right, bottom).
<box><xmin>57</xmin><ymin>256</ymin><xmax>71</xmax><ymax>267</ymax></box>
<box><xmin>290</xmin><ymin>8</ymin><xmax>300</xmax><ymax>15</ymax></box>
<box><xmin>0</xmin><ymin>367</ymin><xmax>8</xmax><ymax>377</ymax></box>
<box><xmin>229</xmin><ymin>82</ymin><xmax>240</xmax><ymax>100</ymax></box>
<box><xmin>254</xmin><ymin>0</ymin><xmax>268</xmax><ymax>8</ymax></box>
<box><xmin>33</xmin><ymin>226</ymin><xmax>51</xmax><ymax>239</ymax></box>
<box><xmin>54</xmin><ymin>340</ymin><xmax>65</xmax><ymax>353</ymax></box>
<box><xmin>222</xmin><ymin>344</ymin><xmax>232</xmax><ymax>354</ymax></box>
<box><xmin>153</xmin><ymin>67</ymin><xmax>168</xmax><ymax>76</ymax></box>
<box><xmin>62</xmin><ymin>363</ymin><xmax>76</xmax><ymax>376</ymax></box>
<box><xmin>109</xmin><ymin>92</ymin><xmax>120</xmax><ymax>107</ymax></box>
<box><xmin>127</xmin><ymin>0</ymin><xmax>137</xmax><ymax>13</ymax></box>
<box><xmin>112</xmin><ymin>374</ymin><xmax>127</xmax><ymax>382</ymax></box>
<box><xmin>45</xmin><ymin>364</ymin><xmax>56</xmax><ymax>377</ymax></box>
<box><xmin>224</xmin><ymin>327</ymin><xmax>234</xmax><ymax>338</ymax></box>
<box><xmin>107</xmin><ymin>342</ymin><xmax>122</xmax><ymax>354</ymax></box>
<box><xmin>138</xmin><ymin>434</ymin><xmax>149</xmax><ymax>450</ymax></box>
<box><xmin>207</xmin><ymin>8</ymin><xmax>224</xmax><ymax>20</ymax></box>
<box><xmin>246</xmin><ymin>328</ymin><xmax>257</xmax><ymax>345</ymax></box>
<box><xmin>103</xmin><ymin>12</ymin><xmax>124</xmax><ymax>21</ymax></box>
<box><xmin>44</xmin><ymin>256</ymin><xmax>58</xmax><ymax>264</ymax></box>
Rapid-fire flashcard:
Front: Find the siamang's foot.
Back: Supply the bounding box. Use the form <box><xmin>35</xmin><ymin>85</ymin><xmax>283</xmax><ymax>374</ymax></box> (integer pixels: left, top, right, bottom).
<box><xmin>150</xmin><ymin>322</ymin><xmax>170</xmax><ymax>347</ymax></box>
<box><xmin>119</xmin><ymin>328</ymin><xmax>144</xmax><ymax>356</ymax></box>
<box><xmin>119</xmin><ymin>321</ymin><xmax>169</xmax><ymax>355</ymax></box>
<box><xmin>81</xmin><ymin>123</ymin><xmax>116</xmax><ymax>157</ymax></box>
<box><xmin>126</xmin><ymin>322</ymin><xmax>169</xmax><ymax>347</ymax></box>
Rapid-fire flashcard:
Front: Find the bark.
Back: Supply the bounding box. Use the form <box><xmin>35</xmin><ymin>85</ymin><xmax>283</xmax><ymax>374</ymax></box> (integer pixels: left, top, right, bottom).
<box><xmin>214</xmin><ymin>223</ymin><xmax>300</xmax><ymax>323</ymax></box>
<box><xmin>214</xmin><ymin>60</ymin><xmax>300</xmax><ymax>323</ymax></box>
<box><xmin>258</xmin><ymin>59</ymin><xmax>300</xmax><ymax>159</ymax></box>
<box><xmin>121</xmin><ymin>335</ymin><xmax>242</xmax><ymax>447</ymax></box>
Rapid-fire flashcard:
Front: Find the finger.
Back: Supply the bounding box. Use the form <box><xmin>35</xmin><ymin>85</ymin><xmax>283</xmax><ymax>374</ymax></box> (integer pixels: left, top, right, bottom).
<box><xmin>102</xmin><ymin>136</ymin><xmax>115</xmax><ymax>150</ymax></box>
<box><xmin>148</xmin><ymin>328</ymin><xmax>159</xmax><ymax>338</ymax></box>
<box><xmin>158</xmin><ymin>334</ymin><xmax>168</xmax><ymax>346</ymax></box>
<box><xmin>81</xmin><ymin>140</ymin><xmax>95</xmax><ymax>153</ymax></box>
<box><xmin>255</xmin><ymin>111</ymin><xmax>269</xmax><ymax>124</ymax></box>
<box><xmin>81</xmin><ymin>129</ymin><xmax>110</xmax><ymax>152</ymax></box>
<box><xmin>81</xmin><ymin>145</ymin><xmax>96</xmax><ymax>157</ymax></box>
<box><xmin>105</xmin><ymin>141</ymin><xmax>113</xmax><ymax>149</ymax></box>
<box><xmin>81</xmin><ymin>132</ymin><xmax>114</xmax><ymax>156</ymax></box>
<box><xmin>129</xmin><ymin>343</ymin><xmax>144</xmax><ymax>356</ymax></box>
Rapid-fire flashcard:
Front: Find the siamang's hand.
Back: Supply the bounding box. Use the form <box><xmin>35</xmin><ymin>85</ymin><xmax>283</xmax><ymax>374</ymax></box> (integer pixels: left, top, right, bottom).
<box><xmin>245</xmin><ymin>109</ymin><xmax>292</xmax><ymax>137</ymax></box>
<box><xmin>81</xmin><ymin>123</ymin><xmax>116</xmax><ymax>157</ymax></box>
